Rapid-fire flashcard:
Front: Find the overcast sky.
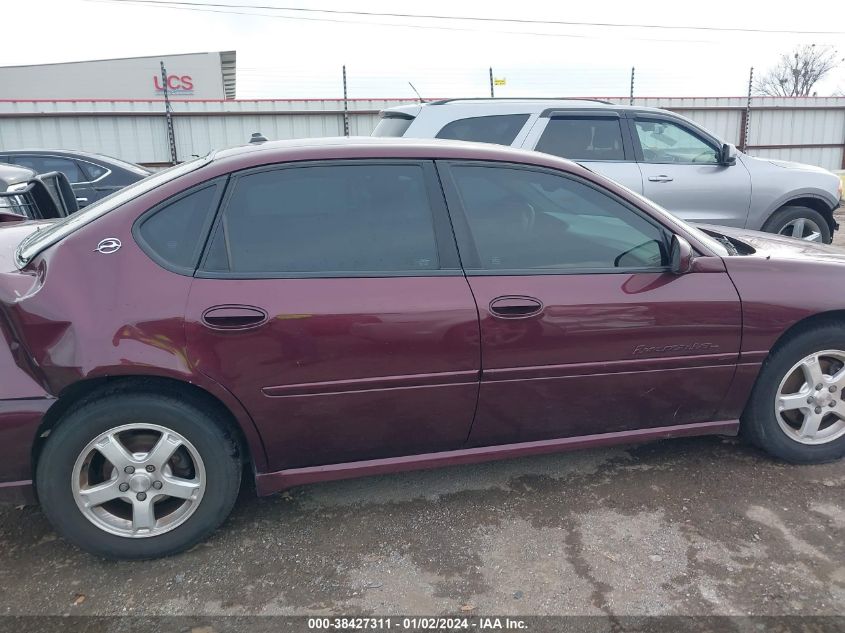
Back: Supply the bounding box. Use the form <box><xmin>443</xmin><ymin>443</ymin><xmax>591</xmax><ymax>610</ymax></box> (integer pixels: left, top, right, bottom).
<box><xmin>7</xmin><ymin>0</ymin><xmax>845</xmax><ymax>99</ymax></box>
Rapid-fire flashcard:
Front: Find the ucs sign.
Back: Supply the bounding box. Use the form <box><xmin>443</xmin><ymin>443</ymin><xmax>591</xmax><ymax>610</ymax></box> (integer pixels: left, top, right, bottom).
<box><xmin>153</xmin><ymin>74</ymin><xmax>194</xmax><ymax>95</ymax></box>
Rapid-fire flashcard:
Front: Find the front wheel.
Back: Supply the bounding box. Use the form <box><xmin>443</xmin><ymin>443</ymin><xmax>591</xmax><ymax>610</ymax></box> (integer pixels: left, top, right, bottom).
<box><xmin>743</xmin><ymin>325</ymin><xmax>845</xmax><ymax>463</ymax></box>
<box><xmin>761</xmin><ymin>205</ymin><xmax>832</xmax><ymax>244</ymax></box>
<box><xmin>36</xmin><ymin>391</ymin><xmax>242</xmax><ymax>559</ymax></box>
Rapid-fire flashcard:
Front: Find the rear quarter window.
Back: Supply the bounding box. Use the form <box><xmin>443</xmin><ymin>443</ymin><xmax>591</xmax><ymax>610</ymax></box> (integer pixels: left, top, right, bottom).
<box><xmin>80</xmin><ymin>162</ymin><xmax>109</xmax><ymax>181</ymax></box>
<box><xmin>435</xmin><ymin>114</ymin><xmax>530</xmax><ymax>145</ymax></box>
<box><xmin>134</xmin><ymin>182</ymin><xmax>222</xmax><ymax>273</ymax></box>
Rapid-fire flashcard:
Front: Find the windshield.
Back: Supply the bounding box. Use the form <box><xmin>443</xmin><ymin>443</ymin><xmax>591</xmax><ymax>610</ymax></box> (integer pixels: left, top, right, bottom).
<box><xmin>16</xmin><ymin>157</ymin><xmax>210</xmax><ymax>267</ymax></box>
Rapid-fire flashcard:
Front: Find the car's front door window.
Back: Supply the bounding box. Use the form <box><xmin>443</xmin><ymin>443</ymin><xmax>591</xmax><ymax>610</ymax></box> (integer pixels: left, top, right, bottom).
<box><xmin>447</xmin><ymin>164</ymin><xmax>668</xmax><ymax>272</ymax></box>
<box><xmin>634</xmin><ymin>119</ymin><xmax>720</xmax><ymax>164</ymax></box>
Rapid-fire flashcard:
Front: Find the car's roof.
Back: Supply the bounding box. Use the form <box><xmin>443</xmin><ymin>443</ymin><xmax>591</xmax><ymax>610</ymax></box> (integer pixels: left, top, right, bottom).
<box><xmin>213</xmin><ymin>135</ymin><xmax>496</xmax><ymax>158</ymax></box>
<box><xmin>209</xmin><ymin>136</ymin><xmax>584</xmax><ymax>172</ymax></box>
<box><xmin>382</xmin><ymin>98</ymin><xmax>668</xmax><ymax>117</ymax></box>
<box><xmin>428</xmin><ymin>98</ymin><xmax>618</xmax><ymax>107</ymax></box>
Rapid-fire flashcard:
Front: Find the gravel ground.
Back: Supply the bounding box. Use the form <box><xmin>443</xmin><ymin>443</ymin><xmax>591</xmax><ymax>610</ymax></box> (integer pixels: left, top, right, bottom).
<box><xmin>0</xmin><ymin>435</ymin><xmax>843</xmax><ymax>618</ymax></box>
<box><xmin>833</xmin><ymin>208</ymin><xmax>845</xmax><ymax>248</ymax></box>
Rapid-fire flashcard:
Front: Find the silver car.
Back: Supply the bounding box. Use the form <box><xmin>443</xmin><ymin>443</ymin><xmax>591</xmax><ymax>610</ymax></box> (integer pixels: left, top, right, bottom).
<box><xmin>375</xmin><ymin>98</ymin><xmax>842</xmax><ymax>243</ymax></box>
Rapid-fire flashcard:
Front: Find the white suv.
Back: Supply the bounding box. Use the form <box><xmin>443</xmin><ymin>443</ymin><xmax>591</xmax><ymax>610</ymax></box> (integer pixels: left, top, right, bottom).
<box><xmin>374</xmin><ymin>98</ymin><xmax>842</xmax><ymax>242</ymax></box>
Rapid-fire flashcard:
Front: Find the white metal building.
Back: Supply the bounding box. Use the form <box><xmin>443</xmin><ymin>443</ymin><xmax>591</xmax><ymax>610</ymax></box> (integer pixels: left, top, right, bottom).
<box><xmin>0</xmin><ymin>51</ymin><xmax>236</xmax><ymax>100</ymax></box>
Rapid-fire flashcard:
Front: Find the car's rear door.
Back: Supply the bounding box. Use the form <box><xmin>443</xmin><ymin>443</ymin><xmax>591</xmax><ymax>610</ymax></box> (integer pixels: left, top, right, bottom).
<box><xmin>184</xmin><ymin>160</ymin><xmax>480</xmax><ymax>471</ymax></box>
<box><xmin>522</xmin><ymin>111</ymin><xmax>644</xmax><ymax>193</ymax></box>
<box><xmin>437</xmin><ymin>160</ymin><xmax>742</xmax><ymax>447</ymax></box>
<box><xmin>630</xmin><ymin>114</ymin><xmax>752</xmax><ymax>226</ymax></box>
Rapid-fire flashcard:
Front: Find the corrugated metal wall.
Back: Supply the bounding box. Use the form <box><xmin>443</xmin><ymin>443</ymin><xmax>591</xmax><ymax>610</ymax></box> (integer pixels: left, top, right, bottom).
<box><xmin>1</xmin><ymin>97</ymin><xmax>844</xmax><ymax>170</ymax></box>
<box><xmin>636</xmin><ymin>97</ymin><xmax>845</xmax><ymax>169</ymax></box>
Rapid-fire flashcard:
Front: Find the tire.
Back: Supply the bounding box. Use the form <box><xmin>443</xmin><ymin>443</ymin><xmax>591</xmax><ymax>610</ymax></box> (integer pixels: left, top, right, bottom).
<box><xmin>743</xmin><ymin>324</ymin><xmax>845</xmax><ymax>464</ymax></box>
<box><xmin>36</xmin><ymin>390</ymin><xmax>242</xmax><ymax>560</ymax></box>
<box><xmin>761</xmin><ymin>205</ymin><xmax>832</xmax><ymax>244</ymax></box>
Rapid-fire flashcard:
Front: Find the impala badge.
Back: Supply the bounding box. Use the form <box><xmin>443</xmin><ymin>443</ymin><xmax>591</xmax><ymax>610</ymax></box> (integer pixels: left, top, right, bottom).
<box><xmin>94</xmin><ymin>238</ymin><xmax>122</xmax><ymax>254</ymax></box>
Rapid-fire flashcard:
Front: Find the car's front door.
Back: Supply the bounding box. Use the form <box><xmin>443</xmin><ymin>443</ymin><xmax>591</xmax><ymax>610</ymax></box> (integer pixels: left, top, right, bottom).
<box><xmin>523</xmin><ymin>112</ymin><xmax>644</xmax><ymax>193</ymax></box>
<box><xmin>438</xmin><ymin>161</ymin><xmax>742</xmax><ymax>447</ymax></box>
<box><xmin>631</xmin><ymin>116</ymin><xmax>752</xmax><ymax>227</ymax></box>
<box><xmin>184</xmin><ymin>161</ymin><xmax>480</xmax><ymax>471</ymax></box>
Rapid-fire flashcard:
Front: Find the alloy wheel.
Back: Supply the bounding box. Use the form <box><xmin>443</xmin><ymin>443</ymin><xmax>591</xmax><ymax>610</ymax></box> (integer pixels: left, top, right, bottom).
<box><xmin>71</xmin><ymin>423</ymin><xmax>206</xmax><ymax>538</ymax></box>
<box><xmin>775</xmin><ymin>350</ymin><xmax>845</xmax><ymax>445</ymax></box>
<box><xmin>778</xmin><ymin>218</ymin><xmax>823</xmax><ymax>242</ymax></box>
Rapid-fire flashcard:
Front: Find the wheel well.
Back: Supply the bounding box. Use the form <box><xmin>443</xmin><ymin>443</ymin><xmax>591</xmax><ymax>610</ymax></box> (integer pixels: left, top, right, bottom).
<box><xmin>770</xmin><ymin>197</ymin><xmax>837</xmax><ymax>234</ymax></box>
<box><xmin>736</xmin><ymin>311</ymin><xmax>845</xmax><ymax>425</ymax></box>
<box><xmin>31</xmin><ymin>375</ymin><xmax>254</xmax><ymax>481</ymax></box>
<box><xmin>762</xmin><ymin>310</ymin><xmax>845</xmax><ymax>367</ymax></box>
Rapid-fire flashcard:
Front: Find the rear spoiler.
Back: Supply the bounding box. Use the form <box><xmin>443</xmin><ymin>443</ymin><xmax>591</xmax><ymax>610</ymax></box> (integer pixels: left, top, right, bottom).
<box><xmin>378</xmin><ymin>110</ymin><xmax>416</xmax><ymax>120</ymax></box>
<box><xmin>0</xmin><ymin>171</ymin><xmax>79</xmax><ymax>220</ymax></box>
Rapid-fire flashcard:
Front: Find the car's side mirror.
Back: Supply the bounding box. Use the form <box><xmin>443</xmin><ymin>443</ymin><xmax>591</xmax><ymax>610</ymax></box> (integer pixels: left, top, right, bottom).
<box><xmin>720</xmin><ymin>143</ymin><xmax>737</xmax><ymax>166</ymax></box>
<box><xmin>670</xmin><ymin>235</ymin><xmax>695</xmax><ymax>274</ymax></box>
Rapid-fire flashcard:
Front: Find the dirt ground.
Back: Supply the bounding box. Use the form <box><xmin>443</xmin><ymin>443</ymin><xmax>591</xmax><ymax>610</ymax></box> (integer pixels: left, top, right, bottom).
<box><xmin>0</xmin><ymin>435</ymin><xmax>843</xmax><ymax>618</ymax></box>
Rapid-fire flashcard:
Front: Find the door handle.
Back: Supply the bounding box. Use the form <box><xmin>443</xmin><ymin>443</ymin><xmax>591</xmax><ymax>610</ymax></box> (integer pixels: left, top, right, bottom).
<box><xmin>201</xmin><ymin>305</ymin><xmax>268</xmax><ymax>330</ymax></box>
<box><xmin>648</xmin><ymin>175</ymin><xmax>674</xmax><ymax>183</ymax></box>
<box><xmin>489</xmin><ymin>296</ymin><xmax>544</xmax><ymax>319</ymax></box>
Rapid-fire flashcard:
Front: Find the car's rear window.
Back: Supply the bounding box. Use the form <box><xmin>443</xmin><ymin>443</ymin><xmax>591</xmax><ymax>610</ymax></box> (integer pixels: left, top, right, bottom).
<box><xmin>435</xmin><ymin>114</ymin><xmax>530</xmax><ymax>145</ymax></box>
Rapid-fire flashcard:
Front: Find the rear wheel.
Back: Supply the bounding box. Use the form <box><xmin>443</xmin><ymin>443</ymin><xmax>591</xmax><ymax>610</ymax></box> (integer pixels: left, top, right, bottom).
<box><xmin>743</xmin><ymin>325</ymin><xmax>845</xmax><ymax>463</ymax></box>
<box><xmin>36</xmin><ymin>391</ymin><xmax>241</xmax><ymax>559</ymax></box>
<box><xmin>762</xmin><ymin>205</ymin><xmax>832</xmax><ymax>243</ymax></box>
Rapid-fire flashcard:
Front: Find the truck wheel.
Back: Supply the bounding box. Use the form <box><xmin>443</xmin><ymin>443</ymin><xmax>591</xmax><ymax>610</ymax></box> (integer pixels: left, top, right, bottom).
<box><xmin>762</xmin><ymin>206</ymin><xmax>832</xmax><ymax>243</ymax></box>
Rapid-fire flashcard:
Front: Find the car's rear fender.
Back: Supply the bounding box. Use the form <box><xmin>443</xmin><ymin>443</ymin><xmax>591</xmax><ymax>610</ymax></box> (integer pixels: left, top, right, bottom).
<box><xmin>30</xmin><ymin>373</ymin><xmax>267</xmax><ymax>482</ymax></box>
<box><xmin>0</xmin><ymin>267</ymin><xmax>55</xmax><ymax>499</ymax></box>
<box><xmin>0</xmin><ymin>205</ymin><xmax>271</xmax><ymax>488</ymax></box>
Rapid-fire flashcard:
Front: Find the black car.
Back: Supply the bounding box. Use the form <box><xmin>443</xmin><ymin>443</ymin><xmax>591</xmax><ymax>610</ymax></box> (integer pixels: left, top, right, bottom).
<box><xmin>0</xmin><ymin>163</ymin><xmax>78</xmax><ymax>219</ymax></box>
<box><xmin>0</xmin><ymin>150</ymin><xmax>150</xmax><ymax>207</ymax></box>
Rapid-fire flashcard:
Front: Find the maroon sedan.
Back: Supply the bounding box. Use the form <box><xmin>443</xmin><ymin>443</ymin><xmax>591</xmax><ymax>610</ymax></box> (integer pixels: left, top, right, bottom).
<box><xmin>1</xmin><ymin>138</ymin><xmax>843</xmax><ymax>559</ymax></box>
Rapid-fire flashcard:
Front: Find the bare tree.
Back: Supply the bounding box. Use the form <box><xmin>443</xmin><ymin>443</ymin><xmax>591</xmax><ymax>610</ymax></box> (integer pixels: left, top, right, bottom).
<box><xmin>754</xmin><ymin>44</ymin><xmax>842</xmax><ymax>96</ymax></box>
